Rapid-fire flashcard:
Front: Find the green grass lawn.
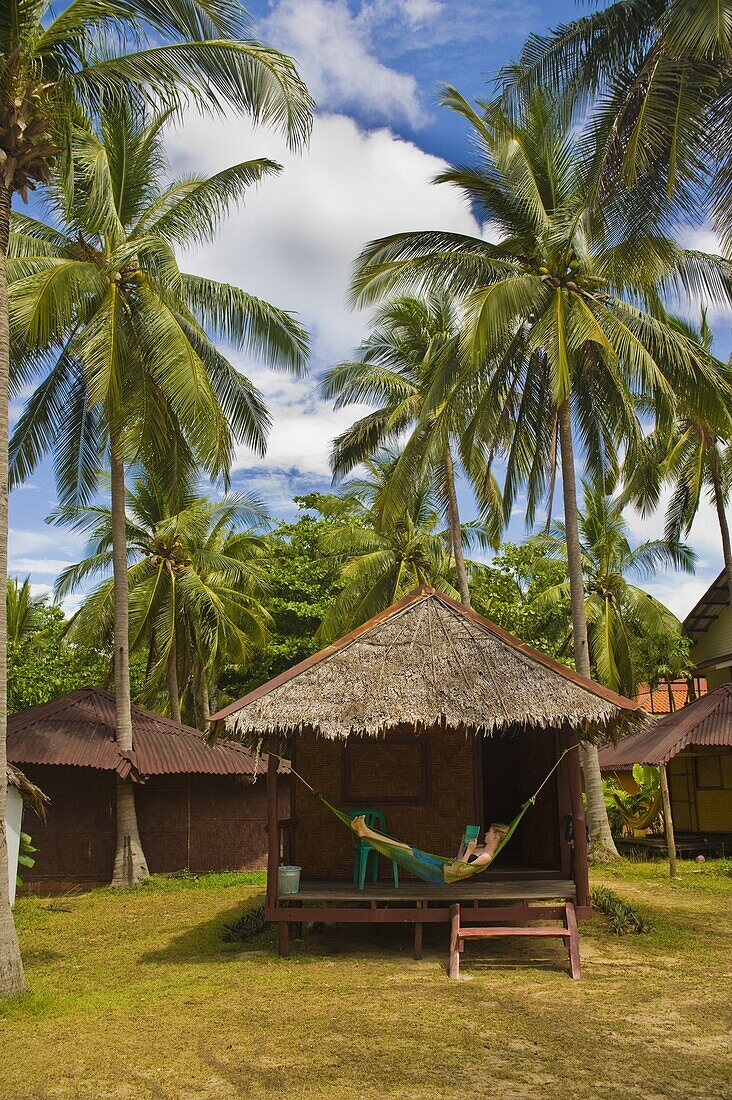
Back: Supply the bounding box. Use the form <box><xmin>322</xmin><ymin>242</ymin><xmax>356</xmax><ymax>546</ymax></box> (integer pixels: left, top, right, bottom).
<box><xmin>2</xmin><ymin>862</ymin><xmax>731</xmax><ymax>1099</ymax></box>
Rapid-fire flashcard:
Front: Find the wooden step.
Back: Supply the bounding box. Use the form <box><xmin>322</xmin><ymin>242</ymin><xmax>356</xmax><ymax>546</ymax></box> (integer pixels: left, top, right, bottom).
<box><xmin>449</xmin><ymin>901</ymin><xmax>582</xmax><ymax>980</ymax></box>
<box><xmin>459</xmin><ymin>926</ymin><xmax>570</xmax><ymax>939</ymax></box>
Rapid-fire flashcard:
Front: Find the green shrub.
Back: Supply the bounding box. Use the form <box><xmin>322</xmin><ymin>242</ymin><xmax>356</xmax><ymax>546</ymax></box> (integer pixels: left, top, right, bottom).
<box><xmin>590</xmin><ymin>885</ymin><xmax>652</xmax><ymax>934</ymax></box>
<box><xmin>221</xmin><ymin>904</ymin><xmax>266</xmax><ymax>942</ymax></box>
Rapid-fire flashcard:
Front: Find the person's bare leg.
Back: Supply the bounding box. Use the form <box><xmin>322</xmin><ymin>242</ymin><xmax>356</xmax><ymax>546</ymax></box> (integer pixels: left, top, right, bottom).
<box><xmin>351</xmin><ymin>814</ymin><xmax>374</xmax><ymax>839</ymax></box>
<box><xmin>350</xmin><ymin>815</ymin><xmax>411</xmax><ymax>854</ymax></box>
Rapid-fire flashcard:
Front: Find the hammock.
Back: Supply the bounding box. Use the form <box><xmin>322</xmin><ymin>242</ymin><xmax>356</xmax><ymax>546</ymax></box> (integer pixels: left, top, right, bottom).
<box><xmin>274</xmin><ymin>744</ymin><xmax>577</xmax><ymax>887</ymax></box>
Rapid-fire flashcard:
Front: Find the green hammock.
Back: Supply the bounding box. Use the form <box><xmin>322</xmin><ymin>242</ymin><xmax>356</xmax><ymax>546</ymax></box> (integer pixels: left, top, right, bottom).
<box><xmin>275</xmin><ymin>745</ymin><xmax>577</xmax><ymax>887</ymax></box>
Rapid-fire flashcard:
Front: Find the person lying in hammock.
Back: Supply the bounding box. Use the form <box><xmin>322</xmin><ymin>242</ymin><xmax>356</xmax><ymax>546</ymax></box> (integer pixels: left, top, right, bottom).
<box><xmin>350</xmin><ymin>816</ymin><xmax>510</xmax><ymax>866</ymax></box>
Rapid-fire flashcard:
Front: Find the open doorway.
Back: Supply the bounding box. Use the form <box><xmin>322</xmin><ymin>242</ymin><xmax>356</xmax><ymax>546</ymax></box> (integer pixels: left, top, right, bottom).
<box><xmin>482</xmin><ymin>727</ymin><xmax>562</xmax><ymax>871</ymax></box>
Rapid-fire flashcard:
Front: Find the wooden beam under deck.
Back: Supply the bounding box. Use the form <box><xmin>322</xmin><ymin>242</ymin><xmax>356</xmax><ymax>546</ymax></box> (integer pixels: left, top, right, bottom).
<box><xmin>267</xmin><ymin>904</ymin><xmax>581</xmax><ymax>924</ymax></box>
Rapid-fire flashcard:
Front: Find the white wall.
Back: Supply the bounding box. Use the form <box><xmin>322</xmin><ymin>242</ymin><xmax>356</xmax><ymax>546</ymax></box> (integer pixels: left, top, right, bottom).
<box><xmin>6</xmin><ymin>785</ymin><xmax>23</xmax><ymax>907</ymax></box>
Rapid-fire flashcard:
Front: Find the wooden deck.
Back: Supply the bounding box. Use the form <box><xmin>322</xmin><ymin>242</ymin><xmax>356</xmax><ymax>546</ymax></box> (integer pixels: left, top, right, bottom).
<box><xmin>277</xmin><ymin>878</ymin><xmax>576</xmax><ymax>903</ymax></box>
<box><xmin>268</xmin><ymin>877</ymin><xmax>584</xmax><ymax>976</ymax></box>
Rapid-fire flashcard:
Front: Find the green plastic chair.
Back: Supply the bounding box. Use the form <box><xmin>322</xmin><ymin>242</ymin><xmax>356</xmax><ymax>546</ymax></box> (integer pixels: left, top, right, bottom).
<box><xmin>347</xmin><ymin>808</ymin><xmax>400</xmax><ymax>889</ymax></box>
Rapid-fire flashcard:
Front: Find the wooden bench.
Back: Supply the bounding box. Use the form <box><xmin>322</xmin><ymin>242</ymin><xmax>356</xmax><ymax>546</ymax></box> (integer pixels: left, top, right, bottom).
<box><xmin>448</xmin><ymin>901</ymin><xmax>581</xmax><ymax>979</ymax></box>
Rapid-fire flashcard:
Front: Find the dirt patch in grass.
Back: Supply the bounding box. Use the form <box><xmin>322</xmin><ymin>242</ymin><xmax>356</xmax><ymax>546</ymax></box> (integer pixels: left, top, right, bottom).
<box><xmin>1</xmin><ymin>864</ymin><xmax>730</xmax><ymax>1099</ymax></box>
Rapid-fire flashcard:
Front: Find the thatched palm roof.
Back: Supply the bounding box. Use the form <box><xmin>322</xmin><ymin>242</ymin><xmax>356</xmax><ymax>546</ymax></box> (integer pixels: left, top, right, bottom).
<box><xmin>7</xmin><ymin>763</ymin><xmax>49</xmax><ymax>818</ymax></box>
<box><xmin>213</xmin><ymin>587</ymin><xmax>643</xmax><ymax>740</ymax></box>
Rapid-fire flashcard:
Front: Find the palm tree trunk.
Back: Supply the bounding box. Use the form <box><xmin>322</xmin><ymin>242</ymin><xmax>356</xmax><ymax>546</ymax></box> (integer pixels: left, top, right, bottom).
<box><xmin>200</xmin><ymin>678</ymin><xmax>211</xmax><ymax>727</ymax></box>
<box><xmin>558</xmin><ymin>398</ymin><xmax>619</xmax><ymax>861</ymax></box>
<box><xmin>166</xmin><ymin>635</ymin><xmax>181</xmax><ymax>723</ymax></box>
<box><xmin>109</xmin><ymin>428</ymin><xmax>148</xmax><ymax>887</ymax></box>
<box><xmin>444</xmin><ymin>446</ymin><xmax>470</xmax><ymax>607</ymax></box>
<box><xmin>0</xmin><ymin>183</ymin><xmax>26</xmax><ymax>996</ymax></box>
<box><xmin>710</xmin><ymin>453</ymin><xmax>732</xmax><ymax>604</ymax></box>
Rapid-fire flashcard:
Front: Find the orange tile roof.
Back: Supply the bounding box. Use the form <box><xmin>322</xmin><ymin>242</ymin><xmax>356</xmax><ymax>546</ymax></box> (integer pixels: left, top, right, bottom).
<box><xmin>633</xmin><ymin>679</ymin><xmax>707</xmax><ymax>716</ymax></box>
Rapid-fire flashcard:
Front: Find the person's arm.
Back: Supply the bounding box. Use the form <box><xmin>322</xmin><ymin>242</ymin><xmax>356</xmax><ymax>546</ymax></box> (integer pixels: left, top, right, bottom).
<box><xmin>459</xmin><ymin>839</ymin><xmax>478</xmax><ymax>864</ymax></box>
<box><xmin>465</xmin><ymin>848</ymin><xmax>494</xmax><ymax>866</ymax></box>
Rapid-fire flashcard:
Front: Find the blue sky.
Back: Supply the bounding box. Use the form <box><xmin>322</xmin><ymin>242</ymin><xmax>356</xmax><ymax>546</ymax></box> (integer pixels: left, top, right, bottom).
<box><xmin>10</xmin><ymin>0</ymin><xmax>731</xmax><ymax>619</ymax></box>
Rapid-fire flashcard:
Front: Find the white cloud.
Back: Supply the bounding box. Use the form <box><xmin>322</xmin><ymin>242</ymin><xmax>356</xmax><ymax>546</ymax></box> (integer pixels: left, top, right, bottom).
<box><xmin>166</xmin><ymin>110</ymin><xmax>478</xmax><ymax>480</ymax></box>
<box><xmin>264</xmin><ymin>0</ymin><xmax>429</xmax><ymax>128</ymax></box>
<box><xmin>622</xmin><ymin>494</ymin><xmax>724</xmax><ymax>618</ymax></box>
<box><xmin>397</xmin><ymin>0</ymin><xmax>443</xmax><ymax>23</ymax></box>
<box><xmin>8</xmin><ymin>526</ymin><xmax>87</xmax><ymax>587</ymax></box>
<box><xmin>624</xmin><ymin>492</ymin><xmax>724</xmax><ymax>571</ymax></box>
<box><xmin>9</xmin><ymin>557</ymin><xmax>74</xmax><ymax>575</ymax></box>
<box><xmin>353</xmin><ymin>0</ymin><xmax>535</xmax><ymax>55</ymax></box>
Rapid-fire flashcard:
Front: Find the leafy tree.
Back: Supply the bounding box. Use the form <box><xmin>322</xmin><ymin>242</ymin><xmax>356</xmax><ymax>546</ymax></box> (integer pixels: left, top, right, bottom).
<box><xmin>469</xmin><ymin>542</ymin><xmax>570</xmax><ymax>658</ymax></box>
<box><xmin>8</xmin><ymin>603</ymin><xmax>111</xmax><ymax>713</ymax></box>
<box><xmin>633</xmin><ymin>630</ymin><xmax>696</xmax><ymax>711</ymax></box>
<box><xmin>321</xmin><ymin>293</ymin><xmax>499</xmax><ymax>607</ymax></box>
<box><xmin>8</xmin><ymin>106</ymin><xmax>309</xmax><ymax>887</ymax></box>
<box><xmin>218</xmin><ymin>495</ymin><xmax>348</xmax><ymax>702</ymax></box>
<box><xmin>502</xmin><ymin>0</ymin><xmax>732</xmax><ymax>248</ymax></box>
<box><xmin>314</xmin><ymin>453</ymin><xmax>486</xmax><ymax>642</ymax></box>
<box><xmin>53</xmin><ymin>470</ymin><xmax>272</xmax><ymax>728</ymax></box>
<box><xmin>534</xmin><ymin>483</ymin><xmax>693</xmax><ymax>698</ymax></box>
<box><xmin>0</xmin><ymin>0</ymin><xmax>312</xmax><ymax>996</ymax></box>
<box><xmin>352</xmin><ymin>86</ymin><xmax>732</xmax><ymax>859</ymax></box>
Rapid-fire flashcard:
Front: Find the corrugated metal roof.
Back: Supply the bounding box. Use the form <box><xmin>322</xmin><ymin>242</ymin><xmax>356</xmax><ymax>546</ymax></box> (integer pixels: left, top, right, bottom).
<box><xmin>599</xmin><ymin>684</ymin><xmax>732</xmax><ymax>768</ymax></box>
<box><xmin>8</xmin><ymin>688</ymin><xmax>275</xmax><ymax>781</ymax></box>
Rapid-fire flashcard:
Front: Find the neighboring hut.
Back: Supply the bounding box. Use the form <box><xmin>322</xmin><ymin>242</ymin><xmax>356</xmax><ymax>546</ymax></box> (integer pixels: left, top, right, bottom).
<box><xmin>684</xmin><ymin>570</ymin><xmax>732</xmax><ymax>689</ymax></box>
<box><xmin>599</xmin><ymin>684</ymin><xmax>732</xmax><ymax>837</ymax></box>
<box><xmin>213</xmin><ymin>587</ymin><xmax>642</xmax><ymax>977</ymax></box>
<box><xmin>8</xmin><ymin>687</ymin><xmax>287</xmax><ymax>892</ymax></box>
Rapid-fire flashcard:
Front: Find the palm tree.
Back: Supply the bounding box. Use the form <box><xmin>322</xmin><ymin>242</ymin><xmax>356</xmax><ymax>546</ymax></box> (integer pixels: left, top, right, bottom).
<box><xmin>7</xmin><ymin>577</ymin><xmax>47</xmax><ymax>649</ymax></box>
<box><xmin>352</xmin><ymin>89</ymin><xmax>732</xmax><ymax>858</ymax></box>
<box><xmin>534</xmin><ymin>483</ymin><xmax>695</xmax><ymax>697</ymax></box>
<box><xmin>501</xmin><ymin>0</ymin><xmax>732</xmax><ymax>247</ymax></box>
<box><xmin>316</xmin><ymin>453</ymin><xmax>482</xmax><ymax>642</ymax></box>
<box><xmin>8</xmin><ymin>106</ymin><xmax>309</xmax><ymax>888</ymax></box>
<box><xmin>321</xmin><ymin>293</ymin><xmax>501</xmax><ymax>608</ymax></box>
<box><xmin>0</xmin><ymin>0</ymin><xmax>312</xmax><ymax>995</ymax></box>
<box><xmin>622</xmin><ymin>316</ymin><xmax>732</xmax><ymax>602</ymax></box>
<box><xmin>53</xmin><ymin>471</ymin><xmax>272</xmax><ymax>727</ymax></box>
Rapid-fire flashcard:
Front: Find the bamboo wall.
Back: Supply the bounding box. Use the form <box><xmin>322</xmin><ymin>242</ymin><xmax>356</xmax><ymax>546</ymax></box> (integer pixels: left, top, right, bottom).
<box><xmin>669</xmin><ymin>748</ymin><xmax>732</xmax><ymax>832</ymax></box>
<box><xmin>291</xmin><ymin>725</ymin><xmax>566</xmax><ymax>879</ymax></box>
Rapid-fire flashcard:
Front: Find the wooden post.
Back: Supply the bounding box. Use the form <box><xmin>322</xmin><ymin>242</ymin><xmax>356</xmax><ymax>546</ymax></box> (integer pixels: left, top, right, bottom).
<box><xmin>564</xmin><ymin>902</ymin><xmax>581</xmax><ymax>980</ymax></box>
<box><xmin>448</xmin><ymin>904</ymin><xmax>460</xmax><ymax>979</ymax></box>
<box><xmin>567</xmin><ymin>733</ymin><xmax>590</xmax><ymax>907</ymax></box>
<box><xmin>278</xmin><ymin>917</ymin><xmax>290</xmax><ymax>959</ymax></box>
<box><xmin>266</xmin><ymin>746</ymin><xmax>279</xmax><ymax>910</ymax></box>
<box><xmin>414</xmin><ymin>901</ymin><xmax>423</xmax><ymax>961</ymax></box>
<box><xmin>659</xmin><ymin>763</ymin><xmax>678</xmax><ymax>878</ymax></box>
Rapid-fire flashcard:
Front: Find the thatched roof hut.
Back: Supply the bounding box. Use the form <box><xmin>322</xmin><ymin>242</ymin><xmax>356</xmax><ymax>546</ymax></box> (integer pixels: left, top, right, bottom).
<box><xmin>212</xmin><ymin>589</ymin><xmax>644</xmax><ymax>962</ymax></box>
<box><xmin>215</xmin><ymin>586</ymin><xmax>643</xmax><ymax>741</ymax></box>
